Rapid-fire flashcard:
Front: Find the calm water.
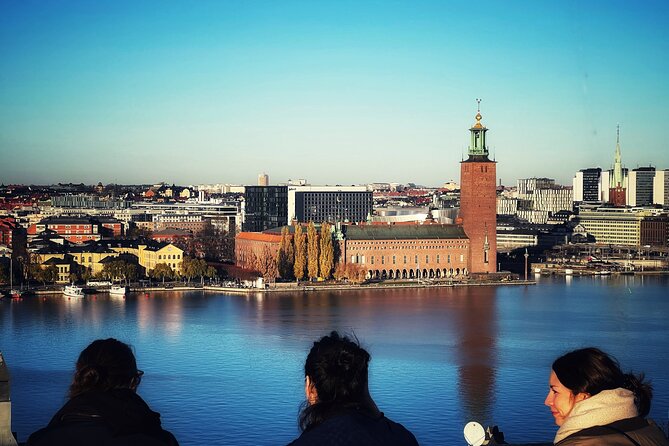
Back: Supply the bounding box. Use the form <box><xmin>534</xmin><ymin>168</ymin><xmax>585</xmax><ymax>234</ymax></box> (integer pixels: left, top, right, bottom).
<box><xmin>2</xmin><ymin>275</ymin><xmax>668</xmax><ymax>445</ymax></box>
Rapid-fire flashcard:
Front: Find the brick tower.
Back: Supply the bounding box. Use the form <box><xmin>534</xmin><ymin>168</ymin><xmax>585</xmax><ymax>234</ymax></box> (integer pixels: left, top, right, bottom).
<box><xmin>459</xmin><ymin>101</ymin><xmax>496</xmax><ymax>273</ymax></box>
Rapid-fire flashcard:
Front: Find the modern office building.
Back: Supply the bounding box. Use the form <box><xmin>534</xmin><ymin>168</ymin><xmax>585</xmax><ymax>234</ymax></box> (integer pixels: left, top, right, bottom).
<box><xmin>243</xmin><ymin>186</ymin><xmax>288</xmax><ymax>232</ymax></box>
<box><xmin>627</xmin><ymin>167</ymin><xmax>655</xmax><ymax>206</ymax></box>
<box><xmin>577</xmin><ymin>207</ymin><xmax>667</xmax><ymax>246</ymax></box>
<box><xmin>258</xmin><ymin>173</ymin><xmax>269</xmax><ymax>186</ymax></box>
<box><xmin>287</xmin><ymin>185</ymin><xmax>372</xmax><ymax>224</ymax></box>
<box><xmin>653</xmin><ymin>169</ymin><xmax>669</xmax><ymax>207</ymax></box>
<box><xmin>573</xmin><ymin>168</ymin><xmax>602</xmax><ymax>203</ymax></box>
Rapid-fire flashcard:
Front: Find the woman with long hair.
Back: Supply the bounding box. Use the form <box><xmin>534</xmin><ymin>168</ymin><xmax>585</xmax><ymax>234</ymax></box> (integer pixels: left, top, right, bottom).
<box><xmin>27</xmin><ymin>338</ymin><xmax>178</xmax><ymax>446</ymax></box>
<box><xmin>545</xmin><ymin>347</ymin><xmax>668</xmax><ymax>445</ymax></box>
<box><xmin>288</xmin><ymin>331</ymin><xmax>418</xmax><ymax>446</ymax></box>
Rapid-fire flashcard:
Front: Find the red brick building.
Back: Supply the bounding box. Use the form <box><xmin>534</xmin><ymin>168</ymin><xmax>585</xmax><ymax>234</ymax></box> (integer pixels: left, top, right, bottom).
<box><xmin>1</xmin><ymin>216</ymin><xmax>28</xmax><ymax>257</ymax></box>
<box><xmin>151</xmin><ymin>228</ymin><xmax>194</xmax><ymax>243</ymax></box>
<box><xmin>340</xmin><ymin>223</ymin><xmax>469</xmax><ymax>279</ymax></box>
<box><xmin>235</xmin><ymin>231</ymin><xmax>283</xmax><ymax>270</ymax></box>
<box><xmin>459</xmin><ymin>105</ymin><xmax>497</xmax><ymax>273</ymax></box>
<box><xmin>235</xmin><ymin>222</ymin><xmax>470</xmax><ymax>280</ymax></box>
<box><xmin>33</xmin><ymin>216</ymin><xmax>101</xmax><ymax>244</ymax></box>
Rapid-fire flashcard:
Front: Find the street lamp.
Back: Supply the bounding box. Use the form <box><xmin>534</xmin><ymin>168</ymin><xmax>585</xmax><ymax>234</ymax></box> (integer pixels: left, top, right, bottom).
<box><xmin>524</xmin><ymin>248</ymin><xmax>529</xmax><ymax>281</ymax></box>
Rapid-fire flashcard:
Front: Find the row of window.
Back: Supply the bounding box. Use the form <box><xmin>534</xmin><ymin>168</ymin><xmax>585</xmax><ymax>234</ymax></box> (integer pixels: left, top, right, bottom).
<box><xmin>157</xmin><ymin>254</ymin><xmax>181</xmax><ymax>260</ymax></box>
<box><xmin>351</xmin><ymin>254</ymin><xmax>465</xmax><ymax>265</ymax></box>
<box><xmin>349</xmin><ymin>244</ymin><xmax>466</xmax><ymax>250</ymax></box>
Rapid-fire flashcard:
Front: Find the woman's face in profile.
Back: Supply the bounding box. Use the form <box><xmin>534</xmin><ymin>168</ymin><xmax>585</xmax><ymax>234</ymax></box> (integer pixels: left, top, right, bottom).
<box><xmin>544</xmin><ymin>371</ymin><xmax>580</xmax><ymax>426</ymax></box>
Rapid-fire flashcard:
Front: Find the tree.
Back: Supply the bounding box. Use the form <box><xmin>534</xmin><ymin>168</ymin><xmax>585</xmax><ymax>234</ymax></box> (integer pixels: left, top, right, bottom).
<box><xmin>101</xmin><ymin>259</ymin><xmax>138</xmax><ymax>284</ymax></box>
<box><xmin>333</xmin><ymin>262</ymin><xmax>367</xmax><ymax>284</ymax></box>
<box><xmin>293</xmin><ymin>224</ymin><xmax>306</xmax><ymax>281</ymax></box>
<box><xmin>35</xmin><ymin>265</ymin><xmax>59</xmax><ymax>285</ymax></box>
<box><xmin>254</xmin><ymin>245</ymin><xmax>278</xmax><ymax>285</ymax></box>
<box><xmin>307</xmin><ymin>222</ymin><xmax>319</xmax><ymax>280</ymax></box>
<box><xmin>319</xmin><ymin>222</ymin><xmax>334</xmax><ymax>279</ymax></box>
<box><xmin>277</xmin><ymin>226</ymin><xmax>294</xmax><ymax>280</ymax></box>
<box><xmin>180</xmin><ymin>256</ymin><xmax>208</xmax><ymax>283</ymax></box>
<box><xmin>150</xmin><ymin>263</ymin><xmax>174</xmax><ymax>284</ymax></box>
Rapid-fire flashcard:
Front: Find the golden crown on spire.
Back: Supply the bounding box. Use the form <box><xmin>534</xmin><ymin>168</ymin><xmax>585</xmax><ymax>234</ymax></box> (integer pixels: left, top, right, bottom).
<box><xmin>472</xmin><ymin>98</ymin><xmax>484</xmax><ymax>128</ymax></box>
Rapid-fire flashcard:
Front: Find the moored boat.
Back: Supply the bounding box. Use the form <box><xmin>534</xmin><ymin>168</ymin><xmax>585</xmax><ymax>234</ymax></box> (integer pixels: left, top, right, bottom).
<box><xmin>63</xmin><ymin>284</ymin><xmax>84</xmax><ymax>298</ymax></box>
<box><xmin>109</xmin><ymin>284</ymin><xmax>128</xmax><ymax>296</ymax></box>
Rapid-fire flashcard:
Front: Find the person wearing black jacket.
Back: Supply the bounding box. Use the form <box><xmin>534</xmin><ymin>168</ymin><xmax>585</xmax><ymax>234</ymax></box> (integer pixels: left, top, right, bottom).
<box><xmin>288</xmin><ymin>331</ymin><xmax>418</xmax><ymax>446</ymax></box>
<box><xmin>27</xmin><ymin>338</ymin><xmax>178</xmax><ymax>446</ymax></box>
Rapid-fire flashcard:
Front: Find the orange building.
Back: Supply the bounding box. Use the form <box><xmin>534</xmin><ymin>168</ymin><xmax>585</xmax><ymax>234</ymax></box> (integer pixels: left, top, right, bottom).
<box><xmin>459</xmin><ymin>104</ymin><xmax>497</xmax><ymax>273</ymax></box>
<box><xmin>235</xmin><ymin>231</ymin><xmax>283</xmax><ymax>270</ymax></box>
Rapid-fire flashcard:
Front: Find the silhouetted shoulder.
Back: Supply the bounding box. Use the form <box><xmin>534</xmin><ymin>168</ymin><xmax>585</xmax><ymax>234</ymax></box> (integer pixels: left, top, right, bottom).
<box><xmin>288</xmin><ymin>410</ymin><xmax>418</xmax><ymax>446</ymax></box>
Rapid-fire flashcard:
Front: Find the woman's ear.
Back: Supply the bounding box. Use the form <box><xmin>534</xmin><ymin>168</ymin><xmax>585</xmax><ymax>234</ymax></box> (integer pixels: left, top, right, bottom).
<box><xmin>305</xmin><ymin>376</ymin><xmax>318</xmax><ymax>405</ymax></box>
<box><xmin>574</xmin><ymin>392</ymin><xmax>590</xmax><ymax>403</ymax></box>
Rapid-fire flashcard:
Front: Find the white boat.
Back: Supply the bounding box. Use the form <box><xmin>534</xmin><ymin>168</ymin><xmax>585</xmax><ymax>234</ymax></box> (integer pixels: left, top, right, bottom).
<box><xmin>109</xmin><ymin>285</ymin><xmax>128</xmax><ymax>296</ymax></box>
<box><xmin>63</xmin><ymin>284</ymin><xmax>84</xmax><ymax>298</ymax></box>
<box><xmin>565</xmin><ymin>268</ymin><xmax>574</xmax><ymax>276</ymax></box>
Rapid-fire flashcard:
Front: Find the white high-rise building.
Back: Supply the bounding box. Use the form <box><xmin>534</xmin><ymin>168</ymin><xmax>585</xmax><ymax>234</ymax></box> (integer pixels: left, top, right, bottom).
<box><xmin>653</xmin><ymin>169</ymin><xmax>669</xmax><ymax>207</ymax></box>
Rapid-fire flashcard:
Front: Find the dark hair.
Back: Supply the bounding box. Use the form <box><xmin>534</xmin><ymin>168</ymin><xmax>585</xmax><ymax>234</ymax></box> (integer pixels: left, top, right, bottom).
<box><xmin>69</xmin><ymin>338</ymin><xmax>139</xmax><ymax>398</ymax></box>
<box><xmin>298</xmin><ymin>331</ymin><xmax>375</xmax><ymax>432</ymax></box>
<box><xmin>552</xmin><ymin>347</ymin><xmax>653</xmax><ymax>416</ymax></box>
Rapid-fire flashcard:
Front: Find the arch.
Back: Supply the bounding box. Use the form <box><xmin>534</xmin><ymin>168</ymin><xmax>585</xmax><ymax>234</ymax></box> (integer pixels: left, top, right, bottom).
<box><xmin>409</xmin><ymin>269</ymin><xmax>415</xmax><ymax>279</ymax></box>
<box><xmin>367</xmin><ymin>270</ymin><xmax>373</xmax><ymax>279</ymax></box>
<box><xmin>455</xmin><ymin>268</ymin><xmax>460</xmax><ymax>276</ymax></box>
<box><xmin>422</xmin><ymin>269</ymin><xmax>428</xmax><ymax>278</ymax></box>
<box><xmin>381</xmin><ymin>270</ymin><xmax>388</xmax><ymax>280</ymax></box>
<box><xmin>402</xmin><ymin>269</ymin><xmax>408</xmax><ymax>279</ymax></box>
<box><xmin>429</xmin><ymin>269</ymin><xmax>435</xmax><ymax>278</ymax></box>
<box><xmin>463</xmin><ymin>267</ymin><xmax>468</xmax><ymax>276</ymax></box>
<box><xmin>449</xmin><ymin>268</ymin><xmax>454</xmax><ymax>277</ymax></box>
<box><xmin>387</xmin><ymin>270</ymin><xmax>394</xmax><ymax>279</ymax></box>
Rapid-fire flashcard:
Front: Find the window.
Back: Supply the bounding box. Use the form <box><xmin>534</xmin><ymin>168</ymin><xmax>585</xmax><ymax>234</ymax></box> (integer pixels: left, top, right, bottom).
<box><xmin>371</xmin><ymin>256</ymin><xmax>375</xmax><ymax>265</ymax></box>
<box><xmin>426</xmin><ymin>255</ymin><xmax>429</xmax><ymax>264</ymax></box>
<box><xmin>392</xmin><ymin>256</ymin><xmax>396</xmax><ymax>264</ymax></box>
<box><xmin>437</xmin><ymin>255</ymin><xmax>440</xmax><ymax>263</ymax></box>
<box><xmin>403</xmin><ymin>255</ymin><xmax>407</xmax><ymax>264</ymax></box>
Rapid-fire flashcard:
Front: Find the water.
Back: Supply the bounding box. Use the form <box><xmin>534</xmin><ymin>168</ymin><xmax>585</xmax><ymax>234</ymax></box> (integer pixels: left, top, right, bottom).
<box><xmin>1</xmin><ymin>275</ymin><xmax>668</xmax><ymax>445</ymax></box>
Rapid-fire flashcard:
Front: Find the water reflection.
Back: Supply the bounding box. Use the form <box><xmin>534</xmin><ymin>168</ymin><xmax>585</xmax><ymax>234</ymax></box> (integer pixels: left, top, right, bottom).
<box><xmin>2</xmin><ymin>277</ymin><xmax>668</xmax><ymax>446</ymax></box>
<box><xmin>456</xmin><ymin>286</ymin><xmax>497</xmax><ymax>423</ymax></box>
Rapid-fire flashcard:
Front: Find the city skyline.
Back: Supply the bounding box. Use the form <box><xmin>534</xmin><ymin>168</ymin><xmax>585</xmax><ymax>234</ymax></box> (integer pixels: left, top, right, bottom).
<box><xmin>2</xmin><ymin>0</ymin><xmax>668</xmax><ymax>187</ymax></box>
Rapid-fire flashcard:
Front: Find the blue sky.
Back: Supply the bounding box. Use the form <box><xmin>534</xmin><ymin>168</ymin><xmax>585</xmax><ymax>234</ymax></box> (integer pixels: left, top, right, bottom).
<box><xmin>1</xmin><ymin>0</ymin><xmax>668</xmax><ymax>187</ymax></box>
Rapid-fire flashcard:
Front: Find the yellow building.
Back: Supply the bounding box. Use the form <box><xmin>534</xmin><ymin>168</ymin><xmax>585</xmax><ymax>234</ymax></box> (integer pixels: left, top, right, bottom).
<box><xmin>106</xmin><ymin>241</ymin><xmax>183</xmax><ymax>275</ymax></box>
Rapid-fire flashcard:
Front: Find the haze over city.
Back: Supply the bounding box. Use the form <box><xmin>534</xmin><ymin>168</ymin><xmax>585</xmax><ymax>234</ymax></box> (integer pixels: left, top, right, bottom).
<box><xmin>2</xmin><ymin>0</ymin><xmax>668</xmax><ymax>187</ymax></box>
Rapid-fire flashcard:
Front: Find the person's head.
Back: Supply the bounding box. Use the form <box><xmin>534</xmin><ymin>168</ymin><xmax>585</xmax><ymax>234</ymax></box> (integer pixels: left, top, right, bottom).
<box><xmin>298</xmin><ymin>331</ymin><xmax>374</xmax><ymax>432</ymax></box>
<box><xmin>69</xmin><ymin>338</ymin><xmax>143</xmax><ymax>399</ymax></box>
<box><xmin>545</xmin><ymin>347</ymin><xmax>652</xmax><ymax>426</ymax></box>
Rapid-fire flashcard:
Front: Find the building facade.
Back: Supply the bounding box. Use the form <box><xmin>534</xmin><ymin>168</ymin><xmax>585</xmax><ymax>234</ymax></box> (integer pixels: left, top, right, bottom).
<box><xmin>340</xmin><ymin>224</ymin><xmax>470</xmax><ymax>280</ymax></box>
<box><xmin>573</xmin><ymin>168</ymin><xmax>602</xmax><ymax>203</ymax></box>
<box><xmin>242</xmin><ymin>186</ymin><xmax>288</xmax><ymax>232</ymax></box>
<box><xmin>577</xmin><ymin>208</ymin><xmax>668</xmax><ymax>246</ymax></box>
<box><xmin>627</xmin><ymin>167</ymin><xmax>656</xmax><ymax>207</ymax></box>
<box><xmin>288</xmin><ymin>185</ymin><xmax>372</xmax><ymax>225</ymax></box>
<box><xmin>653</xmin><ymin>169</ymin><xmax>669</xmax><ymax>207</ymax></box>
<box><xmin>459</xmin><ymin>105</ymin><xmax>497</xmax><ymax>273</ymax></box>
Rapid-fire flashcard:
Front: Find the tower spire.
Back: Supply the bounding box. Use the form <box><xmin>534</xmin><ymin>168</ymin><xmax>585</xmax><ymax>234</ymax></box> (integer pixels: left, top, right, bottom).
<box><xmin>612</xmin><ymin>124</ymin><xmax>623</xmax><ymax>188</ymax></box>
<box><xmin>468</xmin><ymin>99</ymin><xmax>489</xmax><ymax>159</ymax></box>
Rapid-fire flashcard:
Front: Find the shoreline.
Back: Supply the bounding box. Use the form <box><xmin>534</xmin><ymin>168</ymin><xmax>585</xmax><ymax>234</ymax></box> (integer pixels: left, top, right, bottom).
<box><xmin>6</xmin><ymin>270</ymin><xmax>669</xmax><ymax>297</ymax></box>
<box><xmin>7</xmin><ymin>278</ymin><xmax>538</xmax><ymax>297</ymax></box>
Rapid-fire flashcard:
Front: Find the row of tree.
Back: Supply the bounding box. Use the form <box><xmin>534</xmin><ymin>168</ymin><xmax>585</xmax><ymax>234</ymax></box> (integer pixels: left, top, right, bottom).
<box><xmin>250</xmin><ymin>222</ymin><xmax>366</xmax><ymax>284</ymax></box>
<box><xmin>280</xmin><ymin>222</ymin><xmax>334</xmax><ymax>281</ymax></box>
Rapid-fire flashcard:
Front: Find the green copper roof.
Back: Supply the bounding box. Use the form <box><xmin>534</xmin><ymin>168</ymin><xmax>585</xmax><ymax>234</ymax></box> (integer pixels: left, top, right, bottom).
<box><xmin>343</xmin><ymin>224</ymin><xmax>468</xmax><ymax>240</ymax></box>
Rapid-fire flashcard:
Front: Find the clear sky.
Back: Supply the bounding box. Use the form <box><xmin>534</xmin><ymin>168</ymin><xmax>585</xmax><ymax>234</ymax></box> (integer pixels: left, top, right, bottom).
<box><xmin>1</xmin><ymin>0</ymin><xmax>668</xmax><ymax>187</ymax></box>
